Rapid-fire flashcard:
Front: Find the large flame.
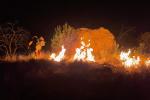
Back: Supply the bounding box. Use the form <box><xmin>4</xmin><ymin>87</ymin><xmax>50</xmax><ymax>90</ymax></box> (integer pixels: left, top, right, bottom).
<box><xmin>120</xmin><ymin>50</ymin><xmax>141</xmax><ymax>67</ymax></box>
<box><xmin>49</xmin><ymin>44</ymin><xmax>150</xmax><ymax>69</ymax></box>
<box><xmin>73</xmin><ymin>37</ymin><xmax>95</xmax><ymax>62</ymax></box>
<box><xmin>49</xmin><ymin>37</ymin><xmax>95</xmax><ymax>62</ymax></box>
<box><xmin>49</xmin><ymin>45</ymin><xmax>66</xmax><ymax>62</ymax></box>
<box><xmin>48</xmin><ymin>36</ymin><xmax>150</xmax><ymax>69</ymax></box>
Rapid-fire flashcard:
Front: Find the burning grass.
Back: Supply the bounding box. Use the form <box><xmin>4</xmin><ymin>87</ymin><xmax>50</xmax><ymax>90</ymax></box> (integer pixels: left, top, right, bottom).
<box><xmin>0</xmin><ymin>24</ymin><xmax>149</xmax><ymax>70</ymax></box>
<box><xmin>1</xmin><ymin>48</ymin><xmax>150</xmax><ymax>73</ymax></box>
<box><xmin>48</xmin><ymin>26</ymin><xmax>150</xmax><ymax>69</ymax></box>
<box><xmin>0</xmin><ymin>23</ymin><xmax>150</xmax><ymax>100</ymax></box>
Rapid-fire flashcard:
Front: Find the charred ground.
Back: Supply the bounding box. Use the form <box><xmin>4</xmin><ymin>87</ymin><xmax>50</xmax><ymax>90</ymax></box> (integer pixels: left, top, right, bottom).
<box><xmin>0</xmin><ymin>60</ymin><xmax>150</xmax><ymax>100</ymax></box>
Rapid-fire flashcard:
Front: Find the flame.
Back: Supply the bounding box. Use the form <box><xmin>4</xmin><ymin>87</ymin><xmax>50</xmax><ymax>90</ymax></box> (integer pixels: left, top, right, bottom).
<box><xmin>120</xmin><ymin>49</ymin><xmax>141</xmax><ymax>67</ymax></box>
<box><xmin>73</xmin><ymin>37</ymin><xmax>95</xmax><ymax>62</ymax></box>
<box><xmin>49</xmin><ymin>45</ymin><xmax>66</xmax><ymax>62</ymax></box>
<box><xmin>48</xmin><ymin>37</ymin><xmax>150</xmax><ymax>69</ymax></box>
<box><xmin>145</xmin><ymin>59</ymin><xmax>150</xmax><ymax>66</ymax></box>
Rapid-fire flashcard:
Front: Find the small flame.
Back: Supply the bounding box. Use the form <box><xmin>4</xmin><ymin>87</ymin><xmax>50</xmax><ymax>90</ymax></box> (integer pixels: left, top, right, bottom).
<box><xmin>73</xmin><ymin>37</ymin><xmax>95</xmax><ymax>62</ymax></box>
<box><xmin>49</xmin><ymin>45</ymin><xmax>66</xmax><ymax>62</ymax></box>
<box><xmin>120</xmin><ymin>49</ymin><xmax>140</xmax><ymax>67</ymax></box>
<box><xmin>145</xmin><ymin>59</ymin><xmax>150</xmax><ymax>66</ymax></box>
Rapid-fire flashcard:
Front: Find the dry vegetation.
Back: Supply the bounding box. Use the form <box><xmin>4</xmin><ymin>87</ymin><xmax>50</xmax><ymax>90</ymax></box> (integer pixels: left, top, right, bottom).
<box><xmin>0</xmin><ymin>23</ymin><xmax>150</xmax><ymax>100</ymax></box>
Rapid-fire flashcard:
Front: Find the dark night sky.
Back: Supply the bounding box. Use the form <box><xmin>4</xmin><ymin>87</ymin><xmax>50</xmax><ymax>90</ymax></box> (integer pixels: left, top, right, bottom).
<box><xmin>0</xmin><ymin>1</ymin><xmax>150</xmax><ymax>36</ymax></box>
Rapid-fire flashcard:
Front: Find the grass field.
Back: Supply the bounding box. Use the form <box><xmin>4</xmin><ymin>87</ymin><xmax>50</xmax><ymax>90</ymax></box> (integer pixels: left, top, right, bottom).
<box><xmin>0</xmin><ymin>59</ymin><xmax>150</xmax><ymax>100</ymax></box>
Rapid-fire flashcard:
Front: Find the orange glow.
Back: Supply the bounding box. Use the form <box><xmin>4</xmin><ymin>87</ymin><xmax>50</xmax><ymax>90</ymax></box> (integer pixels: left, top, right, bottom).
<box><xmin>48</xmin><ymin>27</ymin><xmax>150</xmax><ymax>70</ymax></box>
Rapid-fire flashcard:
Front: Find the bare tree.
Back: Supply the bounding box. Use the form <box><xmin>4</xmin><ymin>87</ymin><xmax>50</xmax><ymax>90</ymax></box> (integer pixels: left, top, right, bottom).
<box><xmin>139</xmin><ymin>32</ymin><xmax>150</xmax><ymax>53</ymax></box>
<box><xmin>116</xmin><ymin>25</ymin><xmax>136</xmax><ymax>48</ymax></box>
<box><xmin>0</xmin><ymin>23</ymin><xmax>30</xmax><ymax>57</ymax></box>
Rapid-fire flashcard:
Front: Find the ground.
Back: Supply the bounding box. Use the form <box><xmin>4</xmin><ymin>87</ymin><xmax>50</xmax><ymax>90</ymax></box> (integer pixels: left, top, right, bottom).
<box><xmin>0</xmin><ymin>60</ymin><xmax>150</xmax><ymax>100</ymax></box>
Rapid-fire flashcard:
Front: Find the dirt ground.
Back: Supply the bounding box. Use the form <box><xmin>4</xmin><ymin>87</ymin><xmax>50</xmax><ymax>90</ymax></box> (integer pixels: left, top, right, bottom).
<box><xmin>0</xmin><ymin>59</ymin><xmax>150</xmax><ymax>100</ymax></box>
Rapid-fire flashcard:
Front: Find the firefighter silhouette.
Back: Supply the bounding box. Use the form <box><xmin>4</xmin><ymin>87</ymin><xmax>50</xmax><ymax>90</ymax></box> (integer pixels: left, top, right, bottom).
<box><xmin>35</xmin><ymin>36</ymin><xmax>45</xmax><ymax>57</ymax></box>
<box><xmin>28</xmin><ymin>35</ymin><xmax>45</xmax><ymax>58</ymax></box>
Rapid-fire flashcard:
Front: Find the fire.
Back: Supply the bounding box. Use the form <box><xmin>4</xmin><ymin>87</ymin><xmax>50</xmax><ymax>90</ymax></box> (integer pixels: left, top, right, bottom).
<box><xmin>49</xmin><ymin>45</ymin><xmax>66</xmax><ymax>62</ymax></box>
<box><xmin>49</xmin><ymin>36</ymin><xmax>150</xmax><ymax>69</ymax></box>
<box><xmin>145</xmin><ymin>59</ymin><xmax>150</xmax><ymax>66</ymax></box>
<box><xmin>49</xmin><ymin>43</ymin><xmax>149</xmax><ymax>69</ymax></box>
<box><xmin>49</xmin><ymin>37</ymin><xmax>95</xmax><ymax>62</ymax></box>
<box><xmin>73</xmin><ymin>38</ymin><xmax>95</xmax><ymax>62</ymax></box>
<box><xmin>120</xmin><ymin>49</ymin><xmax>141</xmax><ymax>67</ymax></box>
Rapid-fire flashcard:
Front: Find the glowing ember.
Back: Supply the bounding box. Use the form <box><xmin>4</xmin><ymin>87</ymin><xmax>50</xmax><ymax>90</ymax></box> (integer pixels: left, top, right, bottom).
<box><xmin>73</xmin><ymin>38</ymin><xmax>95</xmax><ymax>62</ymax></box>
<box><xmin>120</xmin><ymin>49</ymin><xmax>141</xmax><ymax>67</ymax></box>
<box><xmin>49</xmin><ymin>45</ymin><xmax>66</xmax><ymax>62</ymax></box>
<box><xmin>145</xmin><ymin>59</ymin><xmax>150</xmax><ymax>66</ymax></box>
